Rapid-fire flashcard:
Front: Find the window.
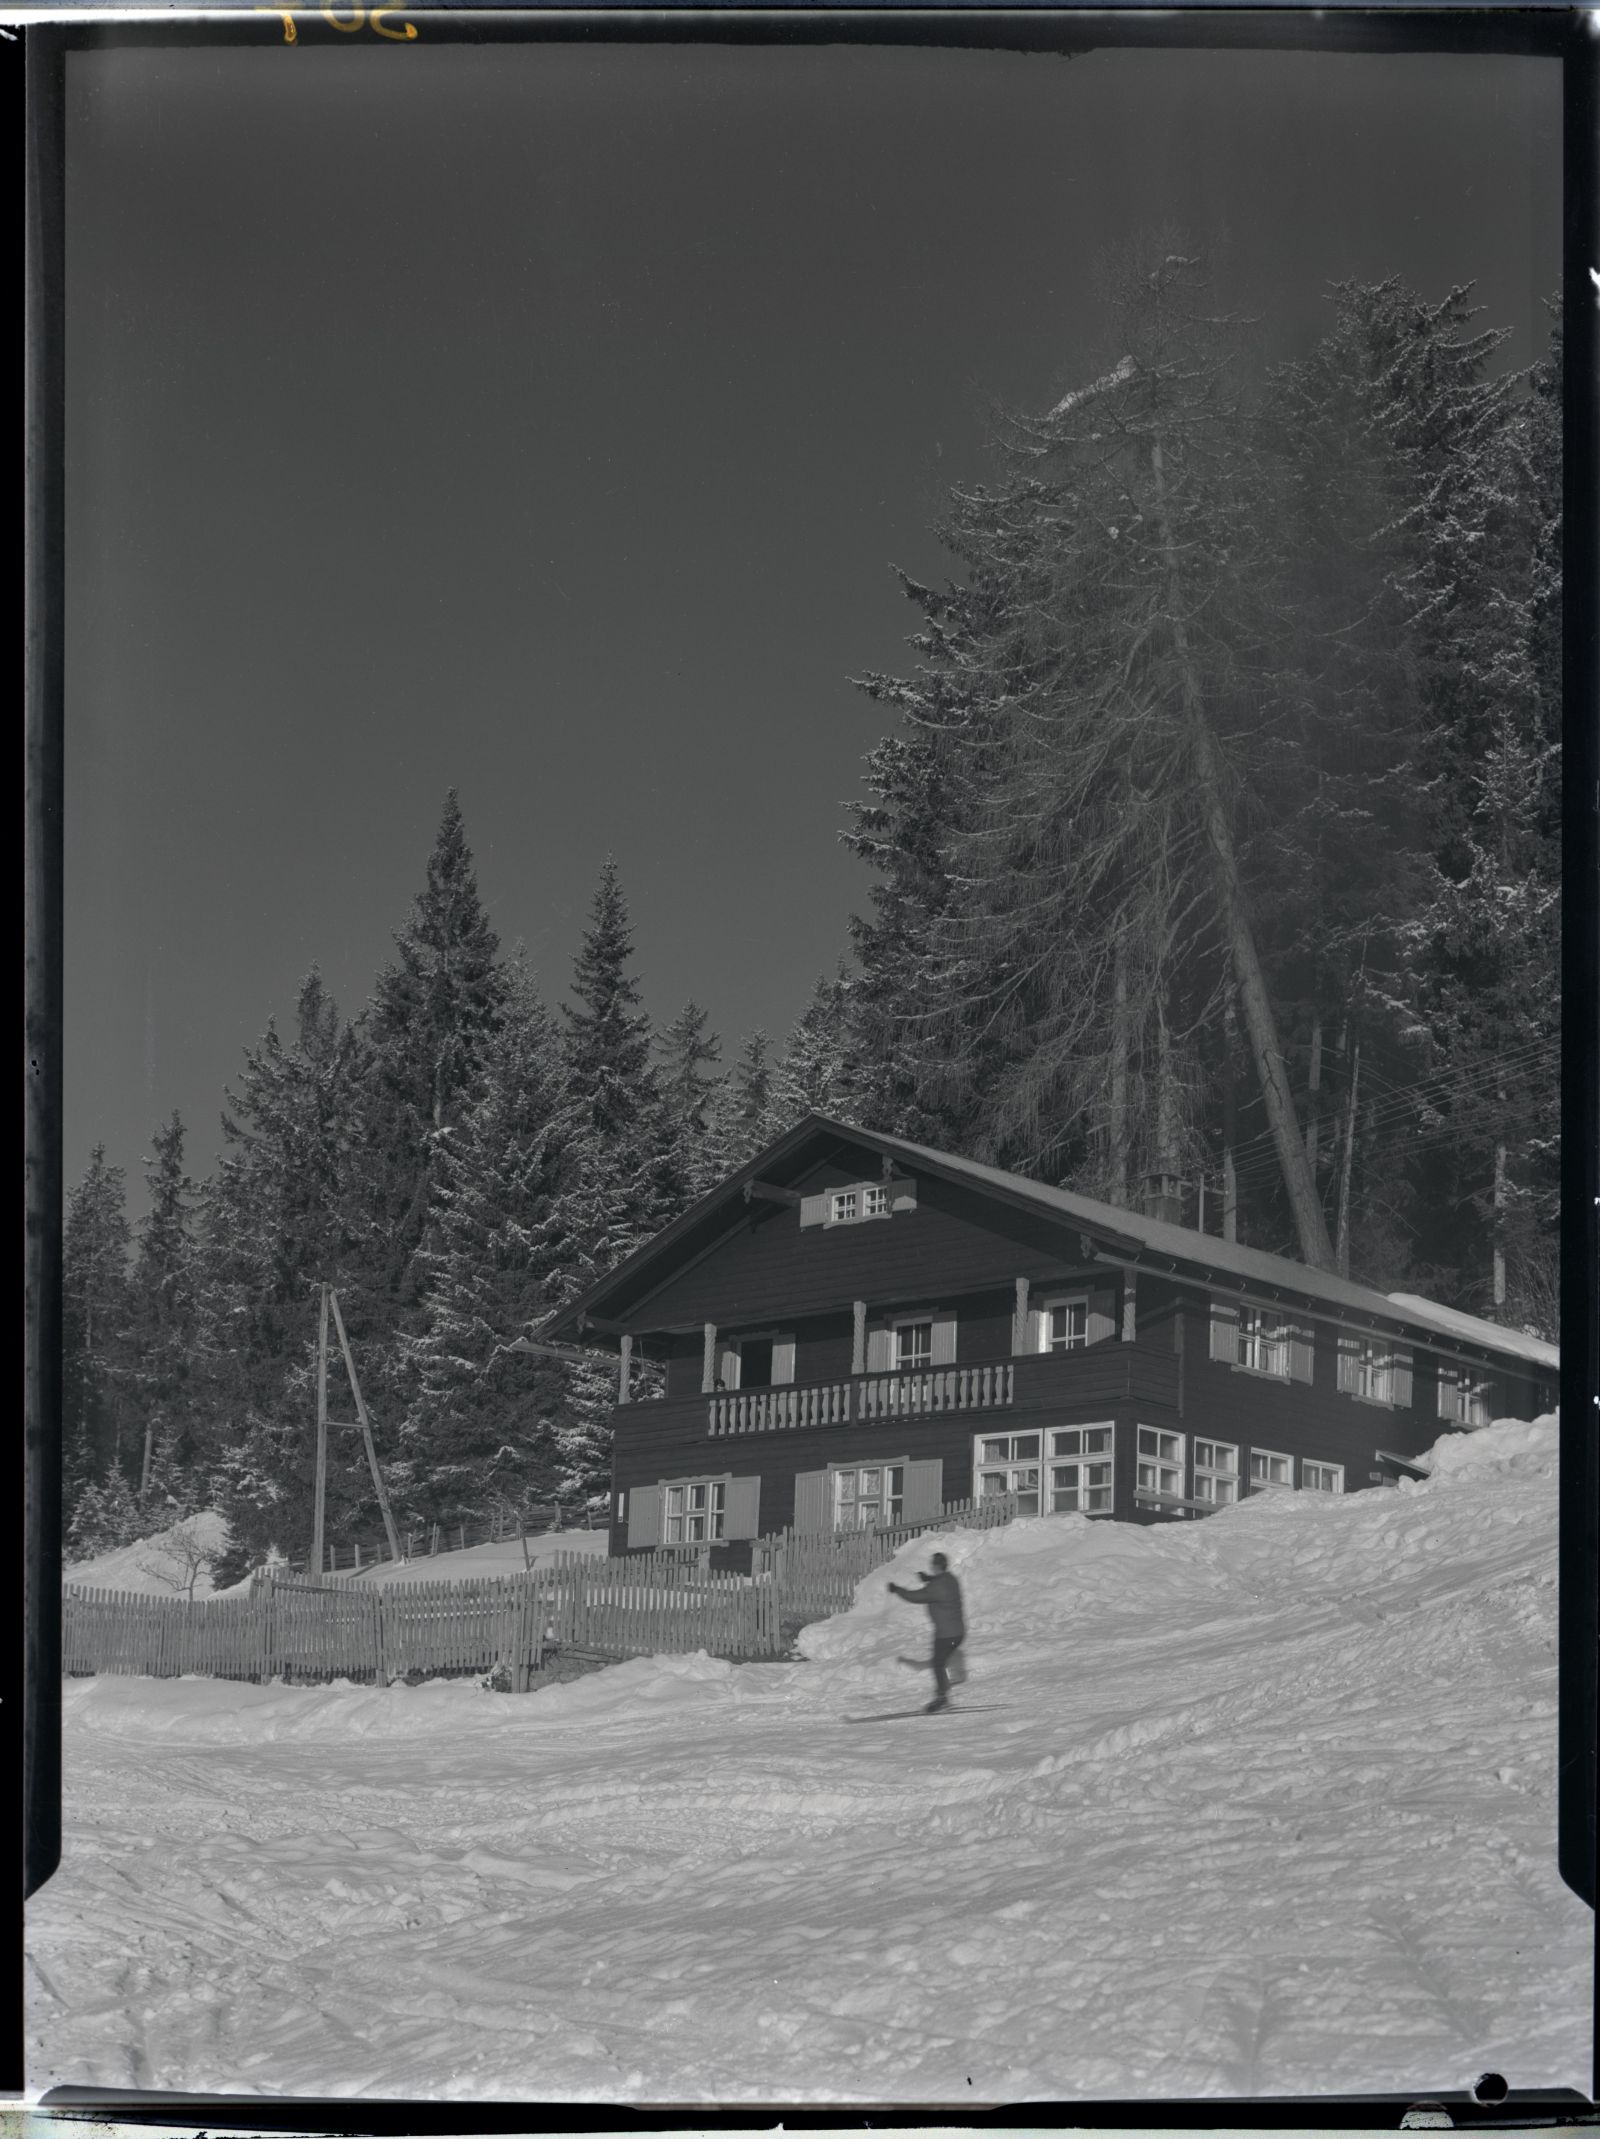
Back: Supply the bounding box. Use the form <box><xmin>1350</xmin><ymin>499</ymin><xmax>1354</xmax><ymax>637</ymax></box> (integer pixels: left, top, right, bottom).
<box><xmin>1237</xmin><ymin>1307</ymin><xmax>1292</xmax><ymax>1378</ymax></box>
<box><xmin>894</xmin><ymin>1317</ymin><xmax>934</xmax><ymax>1370</ymax></box>
<box><xmin>976</xmin><ymin>1431</ymin><xmax>1042</xmax><ymax>1515</ymax></box>
<box><xmin>1302</xmin><ymin>1460</ymin><xmax>1344</xmax><ymax>1494</ymax></box>
<box><xmin>1249</xmin><ymin>1448</ymin><xmax>1292</xmax><ymax>1489</ymax></box>
<box><xmin>1193</xmin><ymin>1438</ymin><xmax>1240</xmax><ymax>1506</ymax></box>
<box><xmin>1337</xmin><ymin>1337</ymin><xmax>1413</xmax><ymax>1407</ymax></box>
<box><xmin>810</xmin><ymin>1178</ymin><xmax>910</xmax><ymax>1228</ymax></box>
<box><xmin>1437</xmin><ymin>1366</ymin><xmax>1495</xmax><ymax>1426</ymax></box>
<box><xmin>833</xmin><ymin>1463</ymin><xmax>904</xmax><ymax>1529</ymax></box>
<box><xmin>1047</xmin><ymin>1424</ymin><xmax>1115</xmax><ymax>1513</ymax></box>
<box><xmin>1137</xmin><ymin>1425</ymin><xmax>1185</xmax><ymax>1500</ymax></box>
<box><xmin>662</xmin><ymin>1478</ymin><xmax>726</xmax><ymax>1543</ymax></box>
<box><xmin>1039</xmin><ymin>1295</ymin><xmax>1089</xmax><ymax>1353</ymax></box>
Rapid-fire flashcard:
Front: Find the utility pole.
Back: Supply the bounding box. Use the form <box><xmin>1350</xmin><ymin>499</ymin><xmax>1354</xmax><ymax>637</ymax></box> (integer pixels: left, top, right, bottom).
<box><xmin>328</xmin><ymin>1287</ymin><xmax>404</xmax><ymax>1567</ymax></box>
<box><xmin>312</xmin><ymin>1282</ymin><xmax>330</xmax><ymax>1582</ymax></box>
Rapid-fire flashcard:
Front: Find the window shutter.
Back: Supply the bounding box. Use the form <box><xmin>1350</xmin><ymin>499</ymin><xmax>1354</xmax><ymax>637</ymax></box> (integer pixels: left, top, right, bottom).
<box><xmin>771</xmin><ymin>1336</ymin><xmax>796</xmax><ymax>1386</ymax></box>
<box><xmin>717</xmin><ymin>1343</ymin><xmax>741</xmax><ymax>1391</ymax></box>
<box><xmin>724</xmin><ymin>1475</ymin><xmax>761</xmax><ymax>1540</ymax></box>
<box><xmin>1086</xmin><ymin>1289</ymin><xmax>1117</xmax><ymax>1346</ymax></box>
<box><xmin>1391</xmin><ymin>1348</ymin><xmax>1414</xmax><ymax>1408</ymax></box>
<box><xmin>889</xmin><ymin>1178</ymin><xmax>917</xmax><ymax>1212</ymax></box>
<box><xmin>1336</xmin><ymin>1337</ymin><xmax>1358</xmax><ymax>1394</ymax></box>
<box><xmin>626</xmin><ymin>1484</ymin><xmax>661</xmax><ymax>1550</ymax></box>
<box><xmin>1012</xmin><ymin>1279</ymin><xmax>1030</xmax><ymax>1356</ymax></box>
<box><xmin>799</xmin><ymin>1192</ymin><xmax>829</xmax><ymax>1229</ymax></box>
<box><xmin>1436</xmin><ymin>1364</ymin><xmax>1456</xmax><ymax>1421</ymax></box>
<box><xmin>930</xmin><ymin>1311</ymin><xmax>958</xmax><ymax>1366</ymax></box>
<box><xmin>1209</xmin><ymin>1304</ymin><xmax>1238</xmax><ymax>1365</ymax></box>
<box><xmin>900</xmin><ymin>1457</ymin><xmax>944</xmax><ymax>1524</ymax></box>
<box><xmin>866</xmin><ymin>1327</ymin><xmax>893</xmax><ymax>1374</ymax></box>
<box><xmin>1288</xmin><ymin>1326</ymin><xmax>1315</xmax><ymax>1384</ymax></box>
<box><xmin>792</xmin><ymin>1469</ymin><xmax>831</xmax><ymax>1533</ymax></box>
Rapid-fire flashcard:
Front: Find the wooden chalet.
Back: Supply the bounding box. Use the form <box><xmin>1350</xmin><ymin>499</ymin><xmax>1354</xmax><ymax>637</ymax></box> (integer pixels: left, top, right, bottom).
<box><xmin>535</xmin><ymin>1115</ymin><xmax>1560</xmax><ymax>1564</ymax></box>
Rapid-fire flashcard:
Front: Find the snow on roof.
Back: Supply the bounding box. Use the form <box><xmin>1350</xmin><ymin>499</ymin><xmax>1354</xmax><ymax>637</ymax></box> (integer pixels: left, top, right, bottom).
<box><xmin>1383</xmin><ymin>1294</ymin><xmax>1559</xmax><ymax>1371</ymax></box>
<box><xmin>811</xmin><ymin>1119</ymin><xmax>1560</xmax><ymax>1369</ymax></box>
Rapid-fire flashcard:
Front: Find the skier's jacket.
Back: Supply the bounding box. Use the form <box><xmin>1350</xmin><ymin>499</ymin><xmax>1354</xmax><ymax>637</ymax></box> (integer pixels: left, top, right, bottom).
<box><xmin>895</xmin><ymin>1569</ymin><xmax>965</xmax><ymax>1640</ymax></box>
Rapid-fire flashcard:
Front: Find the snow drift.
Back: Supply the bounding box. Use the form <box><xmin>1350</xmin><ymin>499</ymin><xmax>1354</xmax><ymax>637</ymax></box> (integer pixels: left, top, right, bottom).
<box><xmin>28</xmin><ymin>1417</ymin><xmax>1589</xmax><ymax>2104</ymax></box>
<box><xmin>64</xmin><ymin>1508</ymin><xmax>231</xmax><ymax>1598</ymax></box>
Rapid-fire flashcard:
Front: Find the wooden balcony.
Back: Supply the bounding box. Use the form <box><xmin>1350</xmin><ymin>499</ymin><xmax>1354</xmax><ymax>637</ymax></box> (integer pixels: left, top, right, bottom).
<box><xmin>708</xmin><ymin>1363</ymin><xmax>1014</xmax><ymax>1438</ymax></box>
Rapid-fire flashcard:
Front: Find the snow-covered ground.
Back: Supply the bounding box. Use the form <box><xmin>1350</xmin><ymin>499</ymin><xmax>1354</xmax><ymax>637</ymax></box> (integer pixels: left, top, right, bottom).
<box><xmin>28</xmin><ymin>1418</ymin><xmax>1589</xmax><ymax>2104</ymax></box>
<box><xmin>352</xmin><ymin>1527</ymin><xmax>610</xmax><ymax>1586</ymax></box>
<box><xmin>64</xmin><ymin>1510</ymin><xmax>231</xmax><ymax>1599</ymax></box>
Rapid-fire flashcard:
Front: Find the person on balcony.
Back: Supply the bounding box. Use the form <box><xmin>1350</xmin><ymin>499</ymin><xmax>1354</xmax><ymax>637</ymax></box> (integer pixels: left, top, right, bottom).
<box><xmin>888</xmin><ymin>1551</ymin><xmax>966</xmax><ymax>1712</ymax></box>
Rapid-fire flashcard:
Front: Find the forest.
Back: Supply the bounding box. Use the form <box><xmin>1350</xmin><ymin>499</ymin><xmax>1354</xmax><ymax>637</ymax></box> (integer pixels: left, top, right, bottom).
<box><xmin>63</xmin><ymin>257</ymin><xmax>1562</xmax><ymax>1583</ymax></box>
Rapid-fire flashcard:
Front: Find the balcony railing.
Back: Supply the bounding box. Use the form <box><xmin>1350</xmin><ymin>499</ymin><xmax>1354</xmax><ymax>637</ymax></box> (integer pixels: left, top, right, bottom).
<box><xmin>709</xmin><ymin>1363</ymin><xmax>1013</xmax><ymax>1438</ymax></box>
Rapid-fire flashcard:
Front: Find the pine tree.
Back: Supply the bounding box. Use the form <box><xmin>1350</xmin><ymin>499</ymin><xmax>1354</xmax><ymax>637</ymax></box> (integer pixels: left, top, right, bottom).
<box><xmin>397</xmin><ymin>965</ymin><xmax>583</xmax><ymax>1521</ymax></box>
<box><xmin>355</xmin><ymin>790</ymin><xmax>508</xmax><ymax>1309</ymax></box>
<box><xmin>707</xmin><ymin>1029</ymin><xmax>776</xmax><ymax>1174</ymax></box>
<box><xmin>545</xmin><ymin>861</ymin><xmax>688</xmax><ymax>1502</ymax></box>
<box><xmin>655</xmin><ymin>999</ymin><xmax>726</xmax><ymax>1197</ymax></box>
<box><xmin>195</xmin><ymin>969</ymin><xmax>368</xmax><ymax>1573</ymax></box>
<box><xmin>62</xmin><ymin>1145</ymin><xmax>133</xmax><ymax>1520</ymax></box>
<box><xmin>771</xmin><ymin>974</ymin><xmax>859</xmax><ymax>1128</ymax></box>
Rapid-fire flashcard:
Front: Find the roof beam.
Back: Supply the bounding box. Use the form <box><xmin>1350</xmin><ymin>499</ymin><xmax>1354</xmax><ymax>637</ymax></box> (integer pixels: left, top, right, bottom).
<box><xmin>743</xmin><ymin>1179</ymin><xmax>802</xmax><ymax>1208</ymax></box>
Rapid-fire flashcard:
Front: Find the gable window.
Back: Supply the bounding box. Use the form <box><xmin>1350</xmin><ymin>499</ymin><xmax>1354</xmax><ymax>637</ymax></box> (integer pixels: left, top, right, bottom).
<box><xmin>1039</xmin><ymin>1295</ymin><xmax>1089</xmax><ymax>1353</ymax></box>
<box><xmin>1250</xmin><ymin>1448</ymin><xmax>1292</xmax><ymax>1490</ymax></box>
<box><xmin>1302</xmin><ymin>1460</ymin><xmax>1344</xmax><ymax>1494</ymax></box>
<box><xmin>1047</xmin><ymin>1424</ymin><xmax>1115</xmax><ymax>1513</ymax></box>
<box><xmin>976</xmin><ymin>1431</ymin><xmax>1041</xmax><ymax>1515</ymax></box>
<box><xmin>1194</xmin><ymin>1438</ymin><xmax>1240</xmax><ymax>1506</ymax></box>
<box><xmin>833</xmin><ymin>1463</ymin><xmax>905</xmax><ymax>1529</ymax></box>
<box><xmin>1437</xmin><ymin>1366</ymin><xmax>1496</xmax><ymax>1426</ymax></box>
<box><xmin>806</xmin><ymin>1178</ymin><xmax>914</xmax><ymax>1228</ymax></box>
<box><xmin>662</xmin><ymin>1478</ymin><xmax>726</xmax><ymax>1544</ymax></box>
<box><xmin>1137</xmin><ymin>1425</ymin><xmax>1185</xmax><ymax>1500</ymax></box>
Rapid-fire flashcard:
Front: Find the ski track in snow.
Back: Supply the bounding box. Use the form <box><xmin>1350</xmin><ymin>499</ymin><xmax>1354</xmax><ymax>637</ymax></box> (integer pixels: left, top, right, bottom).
<box><xmin>27</xmin><ymin>1418</ymin><xmax>1591</xmax><ymax>2104</ymax></box>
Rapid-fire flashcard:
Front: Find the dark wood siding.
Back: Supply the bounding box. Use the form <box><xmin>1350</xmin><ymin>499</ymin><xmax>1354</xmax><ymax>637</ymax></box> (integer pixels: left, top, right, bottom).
<box><xmin>630</xmin><ymin>1168</ymin><xmax>1101</xmax><ymax>1332</ymax></box>
<box><xmin>608</xmin><ymin>1338</ymin><xmax>1182</xmax><ymax>1551</ymax></box>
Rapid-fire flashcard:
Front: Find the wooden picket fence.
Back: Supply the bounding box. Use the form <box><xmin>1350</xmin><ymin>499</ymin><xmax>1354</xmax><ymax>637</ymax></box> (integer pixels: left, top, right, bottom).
<box><xmin>62</xmin><ymin>1494</ymin><xmax>1020</xmax><ymax>1689</ymax></box>
<box><xmin>751</xmin><ymin>1493</ymin><xmax>1022</xmax><ymax>1626</ymax></box>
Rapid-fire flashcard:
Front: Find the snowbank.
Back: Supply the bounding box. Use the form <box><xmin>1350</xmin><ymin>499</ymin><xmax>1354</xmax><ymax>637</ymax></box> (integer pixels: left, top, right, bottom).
<box><xmin>30</xmin><ymin>1414</ymin><xmax>1587</xmax><ymax>2104</ymax></box>
<box><xmin>64</xmin><ymin>1509</ymin><xmax>230</xmax><ymax>1598</ymax></box>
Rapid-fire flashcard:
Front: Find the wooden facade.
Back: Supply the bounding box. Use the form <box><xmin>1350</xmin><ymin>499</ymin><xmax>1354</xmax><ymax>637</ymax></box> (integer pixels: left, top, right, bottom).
<box><xmin>534</xmin><ymin>1117</ymin><xmax>1559</xmax><ymax>1564</ymax></box>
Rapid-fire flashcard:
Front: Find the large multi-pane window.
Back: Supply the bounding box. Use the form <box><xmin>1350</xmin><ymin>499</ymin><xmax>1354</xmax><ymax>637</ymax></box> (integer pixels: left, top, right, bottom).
<box><xmin>1137</xmin><ymin>1426</ymin><xmax>1184</xmax><ymax>1500</ymax></box>
<box><xmin>1301</xmin><ymin>1460</ymin><xmax>1344</xmax><ymax>1494</ymax></box>
<box><xmin>976</xmin><ymin>1431</ymin><xmax>1042</xmax><ymax>1515</ymax></box>
<box><xmin>1193</xmin><ymin>1438</ymin><xmax>1240</xmax><ymax>1505</ymax></box>
<box><xmin>894</xmin><ymin>1318</ymin><xmax>934</xmax><ymax>1370</ymax></box>
<box><xmin>1237</xmin><ymin>1308</ymin><xmax>1292</xmax><ymax>1378</ymax></box>
<box><xmin>663</xmin><ymin>1479</ymin><xmax>726</xmax><ymax>1543</ymax></box>
<box><xmin>1250</xmin><ymin>1448</ymin><xmax>1292</xmax><ymax>1489</ymax></box>
<box><xmin>833</xmin><ymin>1463</ymin><xmax>904</xmax><ymax>1529</ymax></box>
<box><xmin>1048</xmin><ymin>1425</ymin><xmax>1114</xmax><ymax>1513</ymax></box>
<box><xmin>1039</xmin><ymin>1296</ymin><xmax>1089</xmax><ymax>1353</ymax></box>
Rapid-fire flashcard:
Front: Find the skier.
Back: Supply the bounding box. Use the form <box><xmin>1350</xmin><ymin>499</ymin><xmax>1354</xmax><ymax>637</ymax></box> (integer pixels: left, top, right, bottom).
<box><xmin>888</xmin><ymin>1550</ymin><xmax>966</xmax><ymax>1711</ymax></box>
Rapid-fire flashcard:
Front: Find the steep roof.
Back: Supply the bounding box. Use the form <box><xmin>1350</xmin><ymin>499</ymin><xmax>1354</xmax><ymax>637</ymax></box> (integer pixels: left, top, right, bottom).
<box><xmin>538</xmin><ymin>1113</ymin><xmax>1559</xmax><ymax>1375</ymax></box>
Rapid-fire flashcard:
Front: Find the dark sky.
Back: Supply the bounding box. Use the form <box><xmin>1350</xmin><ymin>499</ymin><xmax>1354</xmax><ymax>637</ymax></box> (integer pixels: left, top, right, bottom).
<box><xmin>64</xmin><ymin>33</ymin><xmax>1562</xmax><ymax>1213</ymax></box>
